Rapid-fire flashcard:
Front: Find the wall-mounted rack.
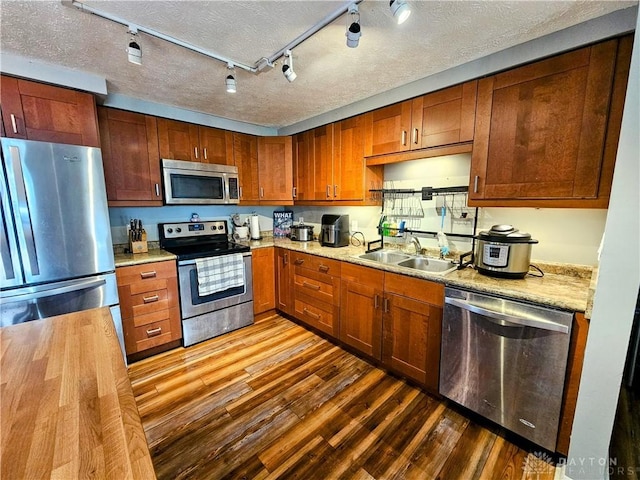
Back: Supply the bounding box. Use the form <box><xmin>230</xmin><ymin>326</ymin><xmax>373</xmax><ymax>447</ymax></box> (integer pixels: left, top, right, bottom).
<box><xmin>368</xmin><ymin>185</ymin><xmax>469</xmax><ymax>199</ymax></box>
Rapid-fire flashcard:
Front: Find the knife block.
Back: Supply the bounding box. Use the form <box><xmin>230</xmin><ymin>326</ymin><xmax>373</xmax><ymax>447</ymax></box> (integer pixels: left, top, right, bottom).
<box><xmin>128</xmin><ymin>230</ymin><xmax>148</xmax><ymax>254</ymax></box>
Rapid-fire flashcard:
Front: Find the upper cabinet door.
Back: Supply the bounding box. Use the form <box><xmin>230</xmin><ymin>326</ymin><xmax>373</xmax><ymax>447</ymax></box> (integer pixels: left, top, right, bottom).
<box><xmin>257</xmin><ymin>136</ymin><xmax>293</xmax><ymax>203</ymax></box>
<box><xmin>157</xmin><ymin>118</ymin><xmax>199</xmax><ymax>161</ymax></box>
<box><xmin>411</xmin><ymin>81</ymin><xmax>477</xmax><ymax>149</ymax></box>
<box><xmin>199</xmin><ymin>126</ymin><xmax>234</xmax><ymax>165</ymax></box>
<box><xmin>233</xmin><ymin>132</ymin><xmax>259</xmax><ymax>203</ymax></box>
<box><xmin>1</xmin><ymin>75</ymin><xmax>100</xmax><ymax>147</ymax></box>
<box><xmin>312</xmin><ymin>125</ymin><xmax>334</xmax><ymax>200</ymax></box>
<box><xmin>364</xmin><ymin>100</ymin><xmax>412</xmax><ymax>156</ymax></box>
<box><xmin>333</xmin><ymin>116</ymin><xmax>366</xmax><ymax>201</ymax></box>
<box><xmin>469</xmin><ymin>39</ymin><xmax>620</xmax><ymax>205</ymax></box>
<box><xmin>293</xmin><ymin>131</ymin><xmax>314</xmax><ymax>201</ymax></box>
<box><xmin>98</xmin><ymin>107</ymin><xmax>162</xmax><ymax>205</ymax></box>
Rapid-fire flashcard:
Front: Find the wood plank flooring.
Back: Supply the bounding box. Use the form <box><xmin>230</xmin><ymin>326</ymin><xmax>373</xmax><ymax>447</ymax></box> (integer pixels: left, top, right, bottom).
<box><xmin>128</xmin><ymin>314</ymin><xmax>561</xmax><ymax>480</ymax></box>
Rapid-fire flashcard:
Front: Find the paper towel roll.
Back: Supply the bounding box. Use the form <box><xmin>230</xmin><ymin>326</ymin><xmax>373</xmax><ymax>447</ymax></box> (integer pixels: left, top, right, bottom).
<box><xmin>250</xmin><ymin>215</ymin><xmax>261</xmax><ymax>239</ymax></box>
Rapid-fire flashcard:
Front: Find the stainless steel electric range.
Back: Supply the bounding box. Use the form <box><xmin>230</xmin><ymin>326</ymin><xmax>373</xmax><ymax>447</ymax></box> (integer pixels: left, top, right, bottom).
<box><xmin>158</xmin><ymin>220</ymin><xmax>253</xmax><ymax>346</ymax></box>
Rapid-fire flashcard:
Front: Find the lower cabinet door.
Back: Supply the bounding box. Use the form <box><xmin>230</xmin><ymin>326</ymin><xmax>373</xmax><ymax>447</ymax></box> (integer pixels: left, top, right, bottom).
<box><xmin>339</xmin><ymin>277</ymin><xmax>383</xmax><ymax>360</ymax></box>
<box><xmin>382</xmin><ymin>293</ymin><xmax>442</xmax><ymax>391</ymax></box>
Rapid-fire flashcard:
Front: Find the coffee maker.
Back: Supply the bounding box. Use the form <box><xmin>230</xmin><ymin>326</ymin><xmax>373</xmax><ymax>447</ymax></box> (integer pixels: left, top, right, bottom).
<box><xmin>320</xmin><ymin>214</ymin><xmax>350</xmax><ymax>247</ymax></box>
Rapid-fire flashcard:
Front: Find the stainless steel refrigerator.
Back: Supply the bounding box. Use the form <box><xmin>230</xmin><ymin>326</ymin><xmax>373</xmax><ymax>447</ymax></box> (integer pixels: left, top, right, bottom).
<box><xmin>1</xmin><ymin>138</ymin><xmax>124</xmax><ymax>355</ymax></box>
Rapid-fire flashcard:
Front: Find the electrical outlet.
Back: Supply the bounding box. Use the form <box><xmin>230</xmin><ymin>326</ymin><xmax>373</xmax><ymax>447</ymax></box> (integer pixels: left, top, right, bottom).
<box><xmin>351</xmin><ymin>220</ymin><xmax>358</xmax><ymax>231</ymax></box>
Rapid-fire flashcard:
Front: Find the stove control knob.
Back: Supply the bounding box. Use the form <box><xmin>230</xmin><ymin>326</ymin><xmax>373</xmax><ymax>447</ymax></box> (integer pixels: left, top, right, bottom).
<box><xmin>218</xmin><ymin>225</ymin><xmax>224</xmax><ymax>230</ymax></box>
<box><xmin>176</xmin><ymin>227</ymin><xmax>182</xmax><ymax>233</ymax></box>
<box><xmin>211</xmin><ymin>226</ymin><xmax>215</xmax><ymax>231</ymax></box>
<box><xmin>167</xmin><ymin>228</ymin><xmax>173</xmax><ymax>234</ymax></box>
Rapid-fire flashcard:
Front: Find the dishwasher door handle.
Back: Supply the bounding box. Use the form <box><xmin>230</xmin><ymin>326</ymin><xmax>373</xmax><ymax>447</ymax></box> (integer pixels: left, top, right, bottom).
<box><xmin>445</xmin><ymin>297</ymin><xmax>569</xmax><ymax>334</ymax></box>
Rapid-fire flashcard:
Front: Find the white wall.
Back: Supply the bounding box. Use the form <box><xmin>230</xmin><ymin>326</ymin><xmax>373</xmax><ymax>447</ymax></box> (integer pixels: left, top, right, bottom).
<box><xmin>567</xmin><ymin>11</ymin><xmax>640</xmax><ymax>480</ymax></box>
<box><xmin>384</xmin><ymin>155</ymin><xmax>607</xmax><ymax>265</ymax></box>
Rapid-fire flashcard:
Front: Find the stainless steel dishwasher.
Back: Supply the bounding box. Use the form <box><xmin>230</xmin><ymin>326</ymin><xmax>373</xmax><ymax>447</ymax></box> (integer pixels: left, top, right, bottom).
<box><xmin>440</xmin><ymin>287</ymin><xmax>573</xmax><ymax>451</ymax></box>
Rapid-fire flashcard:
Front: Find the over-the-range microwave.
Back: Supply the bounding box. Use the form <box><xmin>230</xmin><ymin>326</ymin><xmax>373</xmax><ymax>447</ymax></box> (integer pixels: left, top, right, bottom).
<box><xmin>161</xmin><ymin>159</ymin><xmax>240</xmax><ymax>205</ymax></box>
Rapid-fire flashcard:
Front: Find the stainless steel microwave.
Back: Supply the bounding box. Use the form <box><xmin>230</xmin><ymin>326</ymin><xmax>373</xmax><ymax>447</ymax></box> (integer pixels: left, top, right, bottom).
<box><xmin>161</xmin><ymin>159</ymin><xmax>240</xmax><ymax>205</ymax></box>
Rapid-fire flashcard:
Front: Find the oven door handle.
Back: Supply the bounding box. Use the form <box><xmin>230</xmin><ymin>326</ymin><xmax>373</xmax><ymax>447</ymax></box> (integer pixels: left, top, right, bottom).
<box><xmin>178</xmin><ymin>251</ymin><xmax>252</xmax><ymax>266</ymax></box>
<box><xmin>444</xmin><ymin>297</ymin><xmax>569</xmax><ymax>334</ymax></box>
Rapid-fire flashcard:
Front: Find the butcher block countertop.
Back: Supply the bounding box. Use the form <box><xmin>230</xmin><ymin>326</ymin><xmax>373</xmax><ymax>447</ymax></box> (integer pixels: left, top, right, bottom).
<box><xmin>0</xmin><ymin>307</ymin><xmax>156</xmax><ymax>479</ymax></box>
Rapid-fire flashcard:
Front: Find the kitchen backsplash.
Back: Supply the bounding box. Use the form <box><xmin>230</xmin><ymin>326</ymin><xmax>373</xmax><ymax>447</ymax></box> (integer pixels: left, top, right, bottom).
<box><xmin>108</xmin><ymin>153</ymin><xmax>607</xmax><ymax>266</ymax></box>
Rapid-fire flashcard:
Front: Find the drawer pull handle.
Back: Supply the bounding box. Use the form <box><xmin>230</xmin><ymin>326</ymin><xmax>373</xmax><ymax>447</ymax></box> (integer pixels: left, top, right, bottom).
<box><xmin>413</xmin><ymin>128</ymin><xmax>419</xmax><ymax>145</ymax></box>
<box><xmin>318</xmin><ymin>265</ymin><xmax>329</xmax><ymax>273</ymax></box>
<box><xmin>374</xmin><ymin>294</ymin><xmax>380</xmax><ymax>309</ymax></box>
<box><xmin>283</xmin><ymin>253</ymin><xmax>289</xmax><ymax>265</ymax></box>
<box><xmin>302</xmin><ymin>308</ymin><xmax>321</xmax><ymax>320</ymax></box>
<box><xmin>140</xmin><ymin>271</ymin><xmax>157</xmax><ymax>279</ymax></box>
<box><xmin>294</xmin><ymin>259</ymin><xmax>304</xmax><ymax>265</ymax></box>
<box><xmin>146</xmin><ymin>327</ymin><xmax>162</xmax><ymax>337</ymax></box>
<box><xmin>383</xmin><ymin>297</ymin><xmax>390</xmax><ymax>313</ymax></box>
<box><xmin>473</xmin><ymin>175</ymin><xmax>479</xmax><ymax>194</ymax></box>
<box><xmin>401</xmin><ymin>130</ymin><xmax>407</xmax><ymax>146</ymax></box>
<box><xmin>143</xmin><ymin>294</ymin><xmax>159</xmax><ymax>303</ymax></box>
<box><xmin>302</xmin><ymin>281</ymin><xmax>320</xmax><ymax>291</ymax></box>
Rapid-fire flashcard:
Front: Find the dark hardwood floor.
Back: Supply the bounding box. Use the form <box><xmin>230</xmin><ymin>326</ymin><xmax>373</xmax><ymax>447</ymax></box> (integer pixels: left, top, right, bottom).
<box><xmin>128</xmin><ymin>314</ymin><xmax>559</xmax><ymax>479</ymax></box>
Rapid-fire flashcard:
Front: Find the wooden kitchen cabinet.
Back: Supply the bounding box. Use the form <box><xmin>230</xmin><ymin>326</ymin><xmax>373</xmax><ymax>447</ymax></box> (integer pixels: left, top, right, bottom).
<box><xmin>257</xmin><ymin>136</ymin><xmax>293</xmax><ymax>204</ymax></box>
<box><xmin>252</xmin><ymin>247</ymin><xmax>276</xmax><ymax>316</ymax></box>
<box><xmin>293</xmin><ymin>130</ymin><xmax>314</xmax><ymax>201</ymax></box>
<box><xmin>291</xmin><ymin>252</ymin><xmax>341</xmax><ymax>337</ymax></box>
<box><xmin>340</xmin><ymin>262</ymin><xmax>384</xmax><ymax>359</ymax></box>
<box><xmin>157</xmin><ymin>117</ymin><xmax>233</xmax><ymax>164</ymax></box>
<box><xmin>293</xmin><ymin>115</ymin><xmax>381</xmax><ymax>205</ymax></box>
<box><xmin>364</xmin><ymin>81</ymin><xmax>477</xmax><ymax>157</ymax></box>
<box><xmin>275</xmin><ymin>247</ymin><xmax>294</xmax><ymax>316</ymax></box>
<box><xmin>98</xmin><ymin>107</ymin><xmax>162</xmax><ymax>206</ymax></box>
<box><xmin>382</xmin><ymin>273</ymin><xmax>444</xmax><ymax>392</ymax></box>
<box><xmin>469</xmin><ymin>36</ymin><xmax>632</xmax><ymax>208</ymax></box>
<box><xmin>116</xmin><ymin>260</ymin><xmax>181</xmax><ymax>360</ymax></box>
<box><xmin>233</xmin><ymin>132</ymin><xmax>260</xmax><ymax>203</ymax></box>
<box><xmin>557</xmin><ymin>312</ymin><xmax>590</xmax><ymax>456</ymax></box>
<box><xmin>1</xmin><ymin>75</ymin><xmax>100</xmax><ymax>147</ymax></box>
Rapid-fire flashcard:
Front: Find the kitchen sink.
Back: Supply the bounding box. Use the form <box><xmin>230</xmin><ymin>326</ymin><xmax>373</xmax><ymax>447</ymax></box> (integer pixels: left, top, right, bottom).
<box><xmin>358</xmin><ymin>250</ymin><xmax>411</xmax><ymax>264</ymax></box>
<box><xmin>397</xmin><ymin>257</ymin><xmax>457</xmax><ymax>274</ymax></box>
<box><xmin>356</xmin><ymin>250</ymin><xmax>457</xmax><ymax>275</ymax></box>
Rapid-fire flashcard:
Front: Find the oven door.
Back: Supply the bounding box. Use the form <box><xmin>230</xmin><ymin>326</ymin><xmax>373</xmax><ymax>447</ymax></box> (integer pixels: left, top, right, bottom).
<box><xmin>177</xmin><ymin>252</ymin><xmax>253</xmax><ymax>319</ymax></box>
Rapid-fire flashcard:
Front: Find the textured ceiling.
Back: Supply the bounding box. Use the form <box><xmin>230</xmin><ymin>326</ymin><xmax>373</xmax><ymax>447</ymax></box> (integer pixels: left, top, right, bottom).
<box><xmin>0</xmin><ymin>0</ymin><xmax>636</xmax><ymax>128</ymax></box>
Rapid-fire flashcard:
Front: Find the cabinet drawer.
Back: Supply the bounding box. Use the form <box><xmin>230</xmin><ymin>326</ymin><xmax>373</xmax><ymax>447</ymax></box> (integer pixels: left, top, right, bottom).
<box><xmin>384</xmin><ymin>272</ymin><xmax>444</xmax><ymax>307</ymax></box>
<box><xmin>291</xmin><ymin>252</ymin><xmax>341</xmax><ymax>276</ymax></box>
<box><xmin>294</xmin><ymin>294</ymin><xmax>337</xmax><ymax>336</ymax></box>
<box><xmin>132</xmin><ymin>307</ymin><xmax>173</xmax><ymax>328</ymax></box>
<box><xmin>124</xmin><ymin>307</ymin><xmax>180</xmax><ymax>354</ymax></box>
<box><xmin>293</xmin><ymin>269</ymin><xmax>340</xmax><ymax>305</ymax></box>
<box><xmin>116</xmin><ymin>261</ymin><xmax>177</xmax><ymax>286</ymax></box>
<box><xmin>133</xmin><ymin>319</ymin><xmax>174</xmax><ymax>352</ymax></box>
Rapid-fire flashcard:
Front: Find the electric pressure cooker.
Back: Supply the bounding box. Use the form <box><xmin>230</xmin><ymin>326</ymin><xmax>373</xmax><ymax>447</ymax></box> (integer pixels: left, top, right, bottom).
<box><xmin>474</xmin><ymin>224</ymin><xmax>538</xmax><ymax>278</ymax></box>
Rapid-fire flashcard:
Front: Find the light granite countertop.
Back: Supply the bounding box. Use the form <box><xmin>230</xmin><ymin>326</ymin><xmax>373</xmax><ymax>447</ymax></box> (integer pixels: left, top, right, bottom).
<box><xmin>113</xmin><ymin>237</ymin><xmax>593</xmax><ymax>313</ymax></box>
<box><xmin>243</xmin><ymin>237</ymin><xmax>593</xmax><ymax>313</ymax></box>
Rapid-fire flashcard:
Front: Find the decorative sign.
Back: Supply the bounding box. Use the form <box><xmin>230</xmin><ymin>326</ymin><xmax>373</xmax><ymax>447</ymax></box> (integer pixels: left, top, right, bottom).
<box><xmin>273</xmin><ymin>210</ymin><xmax>293</xmax><ymax>237</ymax></box>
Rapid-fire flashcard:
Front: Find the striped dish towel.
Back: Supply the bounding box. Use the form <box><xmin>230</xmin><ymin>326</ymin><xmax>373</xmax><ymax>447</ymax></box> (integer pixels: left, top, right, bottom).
<box><xmin>195</xmin><ymin>254</ymin><xmax>244</xmax><ymax>296</ymax></box>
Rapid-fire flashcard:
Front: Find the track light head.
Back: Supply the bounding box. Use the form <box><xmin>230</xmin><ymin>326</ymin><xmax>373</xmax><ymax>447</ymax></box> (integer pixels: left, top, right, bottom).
<box><xmin>282</xmin><ymin>49</ymin><xmax>297</xmax><ymax>83</ymax></box>
<box><xmin>127</xmin><ymin>25</ymin><xmax>142</xmax><ymax>65</ymax></box>
<box><xmin>225</xmin><ymin>63</ymin><xmax>237</xmax><ymax>93</ymax></box>
<box><xmin>390</xmin><ymin>0</ymin><xmax>411</xmax><ymax>24</ymax></box>
<box><xmin>345</xmin><ymin>4</ymin><xmax>361</xmax><ymax>48</ymax></box>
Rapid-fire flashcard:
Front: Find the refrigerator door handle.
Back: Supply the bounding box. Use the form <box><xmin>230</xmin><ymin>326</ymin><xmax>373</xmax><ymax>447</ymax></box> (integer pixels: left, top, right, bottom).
<box><xmin>2</xmin><ymin>277</ymin><xmax>106</xmax><ymax>302</ymax></box>
<box><xmin>8</xmin><ymin>145</ymin><xmax>39</xmax><ymax>276</ymax></box>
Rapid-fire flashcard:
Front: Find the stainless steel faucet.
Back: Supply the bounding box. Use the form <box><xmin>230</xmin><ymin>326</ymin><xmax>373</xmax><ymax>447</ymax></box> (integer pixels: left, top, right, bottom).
<box><xmin>410</xmin><ymin>236</ymin><xmax>422</xmax><ymax>255</ymax></box>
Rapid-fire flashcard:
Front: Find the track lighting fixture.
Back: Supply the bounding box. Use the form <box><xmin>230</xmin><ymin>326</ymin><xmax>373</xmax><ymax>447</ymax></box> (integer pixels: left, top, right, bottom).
<box><xmin>282</xmin><ymin>49</ymin><xmax>297</xmax><ymax>83</ymax></box>
<box><xmin>345</xmin><ymin>4</ymin><xmax>361</xmax><ymax>48</ymax></box>
<box><xmin>390</xmin><ymin>0</ymin><xmax>411</xmax><ymax>25</ymax></box>
<box><xmin>225</xmin><ymin>63</ymin><xmax>237</xmax><ymax>93</ymax></box>
<box><xmin>127</xmin><ymin>25</ymin><xmax>142</xmax><ymax>65</ymax></box>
